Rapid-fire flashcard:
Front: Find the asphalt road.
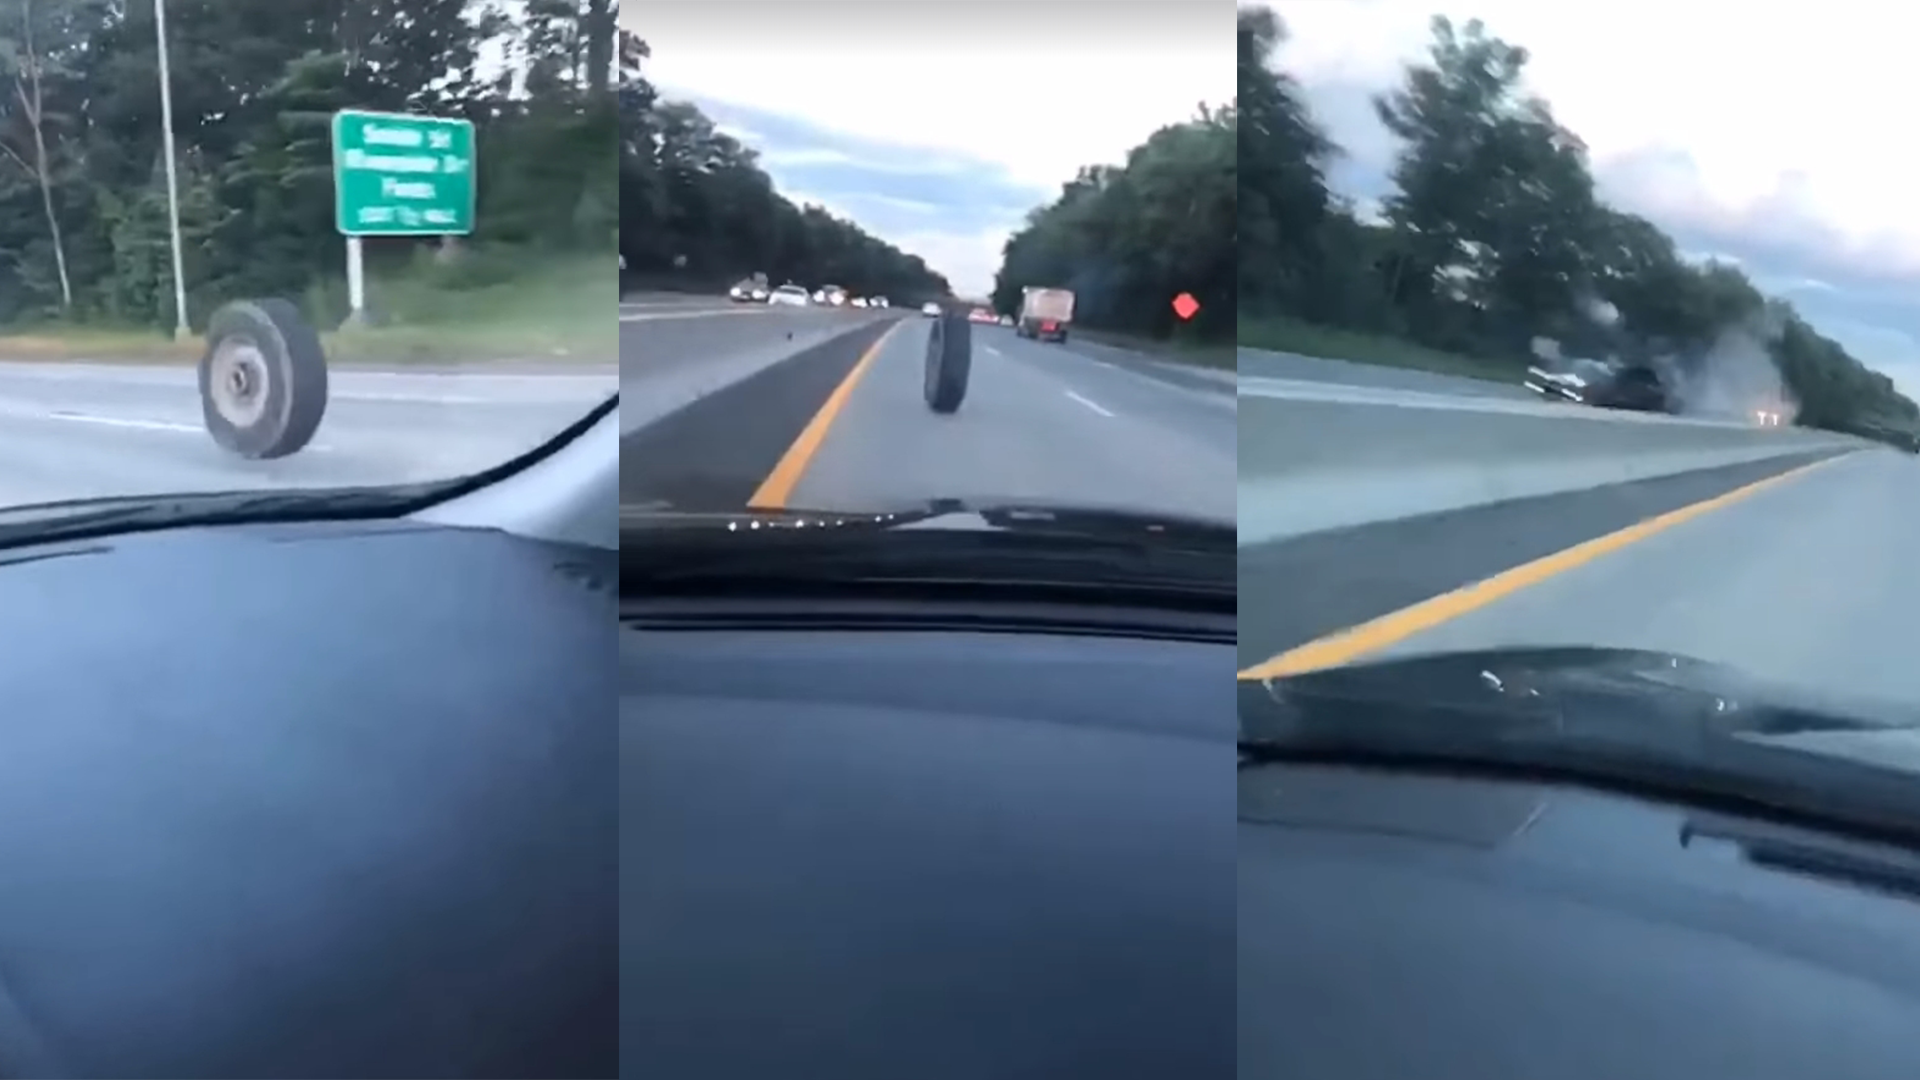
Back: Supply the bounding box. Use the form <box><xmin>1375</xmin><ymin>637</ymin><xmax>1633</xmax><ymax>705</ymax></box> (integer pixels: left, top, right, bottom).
<box><xmin>622</xmin><ymin>308</ymin><xmax>1236</xmax><ymax>521</ymax></box>
<box><xmin>1237</xmin><ymin>446</ymin><xmax>1920</xmax><ymax>703</ymax></box>
<box><xmin>0</xmin><ymin>359</ymin><xmax>615</xmax><ymax>506</ymax></box>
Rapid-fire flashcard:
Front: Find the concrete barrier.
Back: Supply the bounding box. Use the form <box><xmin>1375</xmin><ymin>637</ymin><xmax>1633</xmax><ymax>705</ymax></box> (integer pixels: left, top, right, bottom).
<box><xmin>1239</xmin><ymin>376</ymin><xmax>1870</xmax><ymax>546</ymax></box>
<box><xmin>1237</xmin><ymin>346</ymin><xmax>1536</xmax><ymax>401</ymax></box>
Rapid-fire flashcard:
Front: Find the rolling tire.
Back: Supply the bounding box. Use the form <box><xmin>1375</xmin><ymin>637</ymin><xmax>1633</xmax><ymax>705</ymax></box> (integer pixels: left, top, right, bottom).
<box><xmin>924</xmin><ymin>307</ymin><xmax>971</xmax><ymax>414</ymax></box>
<box><xmin>199</xmin><ymin>298</ymin><xmax>329</xmax><ymax>459</ymax></box>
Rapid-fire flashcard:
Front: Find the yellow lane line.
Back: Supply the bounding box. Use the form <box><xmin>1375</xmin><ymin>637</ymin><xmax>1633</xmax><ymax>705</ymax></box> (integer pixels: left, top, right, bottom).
<box><xmin>1237</xmin><ymin>454</ymin><xmax>1848</xmax><ymax>681</ymax></box>
<box><xmin>748</xmin><ymin>320</ymin><xmax>906</xmax><ymax>509</ymax></box>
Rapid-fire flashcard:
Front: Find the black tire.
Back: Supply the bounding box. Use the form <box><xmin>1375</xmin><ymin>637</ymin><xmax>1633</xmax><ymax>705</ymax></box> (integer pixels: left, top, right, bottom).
<box><xmin>924</xmin><ymin>307</ymin><xmax>971</xmax><ymax>414</ymax></box>
<box><xmin>198</xmin><ymin>298</ymin><xmax>329</xmax><ymax>459</ymax></box>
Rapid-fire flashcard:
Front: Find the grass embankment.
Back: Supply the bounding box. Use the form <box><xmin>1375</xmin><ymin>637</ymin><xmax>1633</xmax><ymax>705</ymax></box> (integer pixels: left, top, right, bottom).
<box><xmin>0</xmin><ymin>251</ymin><xmax>617</xmax><ymax>366</ymax></box>
<box><xmin>1073</xmin><ymin>327</ymin><xmax>1236</xmax><ymax>371</ymax></box>
<box><xmin>1238</xmin><ymin>314</ymin><xmax>1516</xmax><ymax>383</ymax></box>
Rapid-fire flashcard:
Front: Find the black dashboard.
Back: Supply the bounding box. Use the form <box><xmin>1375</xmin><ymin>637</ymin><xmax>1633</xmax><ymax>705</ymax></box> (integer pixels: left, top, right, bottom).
<box><xmin>0</xmin><ymin>518</ymin><xmax>617</xmax><ymax>1078</ymax></box>
<box><xmin>623</xmin><ymin>598</ymin><xmax>1237</xmax><ymax>1080</ymax></box>
<box><xmin>1240</xmin><ymin>762</ymin><xmax>1920</xmax><ymax>1080</ymax></box>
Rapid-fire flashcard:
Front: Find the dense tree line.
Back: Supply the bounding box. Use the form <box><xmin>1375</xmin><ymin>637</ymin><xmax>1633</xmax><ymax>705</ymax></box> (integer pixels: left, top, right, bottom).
<box><xmin>1240</xmin><ymin>8</ymin><xmax>1918</xmax><ymax>442</ymax></box>
<box><xmin>618</xmin><ymin>31</ymin><xmax>951</xmax><ymax>302</ymax></box>
<box><xmin>990</xmin><ymin>105</ymin><xmax>1236</xmax><ymax>343</ymax></box>
<box><xmin>0</xmin><ymin>0</ymin><xmax>616</xmax><ymax>332</ymax></box>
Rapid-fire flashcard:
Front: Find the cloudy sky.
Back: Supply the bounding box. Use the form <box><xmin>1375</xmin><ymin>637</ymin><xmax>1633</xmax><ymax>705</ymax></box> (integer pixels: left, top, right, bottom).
<box><xmin>1262</xmin><ymin>1</ymin><xmax>1920</xmax><ymax>398</ymax></box>
<box><xmin>632</xmin><ymin>1</ymin><xmax>1233</xmax><ymax>297</ymax></box>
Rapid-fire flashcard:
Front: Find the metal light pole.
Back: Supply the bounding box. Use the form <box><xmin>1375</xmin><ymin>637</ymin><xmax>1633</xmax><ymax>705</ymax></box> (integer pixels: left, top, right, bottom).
<box><xmin>154</xmin><ymin>0</ymin><xmax>190</xmax><ymax>339</ymax></box>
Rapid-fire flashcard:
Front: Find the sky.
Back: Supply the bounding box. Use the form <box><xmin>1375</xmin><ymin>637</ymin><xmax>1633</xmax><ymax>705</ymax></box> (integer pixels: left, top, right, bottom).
<box><xmin>1260</xmin><ymin>1</ymin><xmax>1920</xmax><ymax>399</ymax></box>
<box><xmin>629</xmin><ymin>1</ymin><xmax>1234</xmax><ymax>297</ymax></box>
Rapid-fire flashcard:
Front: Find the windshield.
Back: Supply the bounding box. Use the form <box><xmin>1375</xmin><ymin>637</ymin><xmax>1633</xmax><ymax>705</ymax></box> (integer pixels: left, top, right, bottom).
<box><xmin>1240</xmin><ymin>6</ymin><xmax>1920</xmax><ymax>754</ymax></box>
<box><xmin>0</xmin><ymin>3</ymin><xmax>615</xmax><ymax>517</ymax></box>
<box><xmin>620</xmin><ymin>10</ymin><xmax>1233</xmax><ymax>533</ymax></box>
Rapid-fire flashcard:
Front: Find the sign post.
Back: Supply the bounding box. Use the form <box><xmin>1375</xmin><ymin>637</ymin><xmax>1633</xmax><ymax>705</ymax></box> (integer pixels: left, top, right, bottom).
<box><xmin>330</xmin><ymin>109</ymin><xmax>476</xmax><ymax>323</ymax></box>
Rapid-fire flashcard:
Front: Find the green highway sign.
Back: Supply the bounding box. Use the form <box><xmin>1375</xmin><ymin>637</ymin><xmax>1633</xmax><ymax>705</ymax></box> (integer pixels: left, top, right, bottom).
<box><xmin>332</xmin><ymin>109</ymin><xmax>475</xmax><ymax>236</ymax></box>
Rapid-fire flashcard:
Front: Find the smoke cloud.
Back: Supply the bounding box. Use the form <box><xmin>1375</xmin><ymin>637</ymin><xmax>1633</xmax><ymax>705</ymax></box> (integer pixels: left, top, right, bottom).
<box><xmin>1660</xmin><ymin>322</ymin><xmax>1799</xmax><ymax>424</ymax></box>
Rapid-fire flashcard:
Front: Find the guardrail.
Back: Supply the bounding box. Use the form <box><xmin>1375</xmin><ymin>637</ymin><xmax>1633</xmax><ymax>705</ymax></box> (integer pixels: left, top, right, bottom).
<box><xmin>1239</xmin><ymin>376</ymin><xmax>1871</xmax><ymax>546</ymax></box>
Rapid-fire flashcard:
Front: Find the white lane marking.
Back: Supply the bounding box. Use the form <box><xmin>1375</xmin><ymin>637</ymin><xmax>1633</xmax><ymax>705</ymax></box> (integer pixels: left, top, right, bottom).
<box><xmin>334</xmin><ymin>392</ymin><xmax>494</xmax><ymax>405</ymax></box>
<box><xmin>1078</xmin><ymin>355</ymin><xmax>1236</xmax><ymax>410</ymax></box>
<box><xmin>983</xmin><ymin>346</ymin><xmax>1003</xmax><ymax>358</ymax></box>
<box><xmin>1065</xmin><ymin>390</ymin><xmax>1113</xmax><ymax>417</ymax></box>
<box><xmin>45</xmin><ymin>410</ymin><xmax>339</xmax><ymax>451</ymax></box>
<box><xmin>49</xmin><ymin>411</ymin><xmax>199</xmax><ymax>433</ymax></box>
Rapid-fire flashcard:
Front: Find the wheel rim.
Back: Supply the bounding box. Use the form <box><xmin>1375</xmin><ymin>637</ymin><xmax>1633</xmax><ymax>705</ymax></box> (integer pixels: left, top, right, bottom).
<box><xmin>209</xmin><ymin>336</ymin><xmax>270</xmax><ymax>427</ymax></box>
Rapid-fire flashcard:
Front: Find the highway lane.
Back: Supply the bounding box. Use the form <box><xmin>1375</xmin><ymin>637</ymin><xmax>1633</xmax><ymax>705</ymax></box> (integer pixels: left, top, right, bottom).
<box><xmin>0</xmin><ymin>360</ymin><xmax>614</xmax><ymax>506</ymax></box>
<box><xmin>1237</xmin><ymin>446</ymin><xmax>1920</xmax><ymax>703</ymax></box>
<box><xmin>622</xmin><ymin>311</ymin><xmax>1235</xmax><ymax>521</ymax></box>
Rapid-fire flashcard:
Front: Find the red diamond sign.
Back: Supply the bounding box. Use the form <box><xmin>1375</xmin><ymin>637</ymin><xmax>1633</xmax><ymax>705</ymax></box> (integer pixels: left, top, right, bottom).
<box><xmin>1171</xmin><ymin>293</ymin><xmax>1200</xmax><ymax>321</ymax></box>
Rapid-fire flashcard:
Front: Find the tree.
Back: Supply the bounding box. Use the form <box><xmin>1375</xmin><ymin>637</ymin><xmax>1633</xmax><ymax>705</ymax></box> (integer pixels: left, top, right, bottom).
<box><xmin>990</xmin><ymin>103</ymin><xmax>1236</xmax><ymax>342</ymax></box>
<box><xmin>1237</xmin><ymin>6</ymin><xmax>1335</xmax><ymax>320</ymax></box>
<box><xmin>0</xmin><ymin>0</ymin><xmax>611</xmax><ymax>331</ymax></box>
<box><xmin>0</xmin><ymin>0</ymin><xmax>105</xmax><ymax>312</ymax></box>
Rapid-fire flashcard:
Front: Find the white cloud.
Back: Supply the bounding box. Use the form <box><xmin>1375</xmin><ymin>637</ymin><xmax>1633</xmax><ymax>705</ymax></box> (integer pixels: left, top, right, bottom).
<box><xmin>756</xmin><ymin>147</ymin><xmax>971</xmax><ymax>176</ymax></box>
<box><xmin>644</xmin><ymin>33</ymin><xmax>1230</xmax><ymax>192</ymax></box>
<box><xmin>1262</xmin><ymin>1</ymin><xmax>1920</xmax><ymax>275</ymax></box>
<box><xmin>710</xmin><ymin>123</ymin><xmax>766</xmax><ymax>147</ymax></box>
<box><xmin>634</xmin><ymin>7</ymin><xmax>1232</xmax><ymax>292</ymax></box>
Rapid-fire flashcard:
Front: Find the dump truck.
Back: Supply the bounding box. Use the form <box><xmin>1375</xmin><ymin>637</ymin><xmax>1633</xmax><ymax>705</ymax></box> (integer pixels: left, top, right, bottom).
<box><xmin>1016</xmin><ymin>287</ymin><xmax>1074</xmax><ymax>343</ymax></box>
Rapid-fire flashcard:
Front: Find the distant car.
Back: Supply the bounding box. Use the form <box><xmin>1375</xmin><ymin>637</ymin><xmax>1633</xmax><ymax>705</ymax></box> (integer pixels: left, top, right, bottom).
<box><xmin>921</xmin><ymin>302</ymin><xmax>941</xmax><ymax>317</ymax></box>
<box><xmin>768</xmin><ymin>284</ymin><xmax>810</xmax><ymax>308</ymax></box>
<box><xmin>999</xmin><ymin>315</ymin><xmax>1013</xmax><ymax>327</ymax></box>
<box><xmin>851</xmin><ymin>297</ymin><xmax>868</xmax><ymax>308</ymax></box>
<box><xmin>968</xmin><ymin>307</ymin><xmax>996</xmax><ymax>324</ymax></box>
<box><xmin>872</xmin><ymin>296</ymin><xmax>889</xmax><ymax>309</ymax></box>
